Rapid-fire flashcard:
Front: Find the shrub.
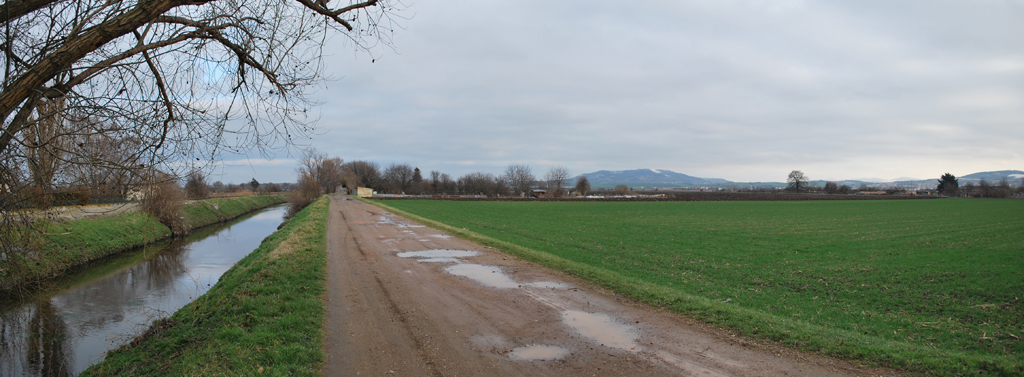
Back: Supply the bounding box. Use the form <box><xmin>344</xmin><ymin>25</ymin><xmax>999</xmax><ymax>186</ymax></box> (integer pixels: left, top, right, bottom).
<box><xmin>184</xmin><ymin>170</ymin><xmax>209</xmax><ymax>199</ymax></box>
<box><xmin>143</xmin><ymin>174</ymin><xmax>188</xmax><ymax>236</ymax></box>
<box><xmin>288</xmin><ymin>171</ymin><xmax>321</xmax><ymax>217</ymax></box>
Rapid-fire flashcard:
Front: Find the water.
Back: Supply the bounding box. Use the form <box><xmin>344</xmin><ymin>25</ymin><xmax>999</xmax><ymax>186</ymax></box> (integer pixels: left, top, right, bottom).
<box><xmin>0</xmin><ymin>205</ymin><xmax>287</xmax><ymax>376</ymax></box>
<box><xmin>561</xmin><ymin>310</ymin><xmax>638</xmax><ymax>351</ymax></box>
<box><xmin>508</xmin><ymin>344</ymin><xmax>570</xmax><ymax>361</ymax></box>
<box><xmin>396</xmin><ymin>250</ymin><xmax>480</xmax><ymax>259</ymax></box>
<box><xmin>444</xmin><ymin>264</ymin><xmax>521</xmax><ymax>289</ymax></box>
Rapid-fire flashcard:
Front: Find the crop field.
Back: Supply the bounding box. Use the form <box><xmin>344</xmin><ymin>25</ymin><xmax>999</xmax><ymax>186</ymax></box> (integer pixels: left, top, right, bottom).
<box><xmin>382</xmin><ymin>198</ymin><xmax>1023</xmax><ymax>375</ymax></box>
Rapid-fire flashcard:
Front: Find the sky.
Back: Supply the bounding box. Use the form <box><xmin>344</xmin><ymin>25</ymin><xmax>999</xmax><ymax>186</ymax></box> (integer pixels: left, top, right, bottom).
<box><xmin>211</xmin><ymin>0</ymin><xmax>1024</xmax><ymax>184</ymax></box>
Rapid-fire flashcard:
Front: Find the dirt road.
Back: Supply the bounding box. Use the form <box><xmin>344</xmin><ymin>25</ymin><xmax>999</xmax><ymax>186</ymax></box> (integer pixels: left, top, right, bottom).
<box><xmin>322</xmin><ymin>195</ymin><xmax>900</xmax><ymax>376</ymax></box>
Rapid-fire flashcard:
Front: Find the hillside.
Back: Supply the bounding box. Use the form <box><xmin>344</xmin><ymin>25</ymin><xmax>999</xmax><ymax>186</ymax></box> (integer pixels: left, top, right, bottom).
<box><xmin>959</xmin><ymin>170</ymin><xmax>1024</xmax><ymax>182</ymax></box>
<box><xmin>573</xmin><ymin>169</ymin><xmax>1023</xmax><ymax>189</ymax></box>
<box><xmin>577</xmin><ymin>169</ymin><xmax>730</xmax><ymax>186</ymax></box>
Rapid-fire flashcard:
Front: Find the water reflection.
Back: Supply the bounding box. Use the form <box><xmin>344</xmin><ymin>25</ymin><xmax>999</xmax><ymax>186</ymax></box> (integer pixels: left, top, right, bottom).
<box><xmin>0</xmin><ymin>205</ymin><xmax>285</xmax><ymax>376</ymax></box>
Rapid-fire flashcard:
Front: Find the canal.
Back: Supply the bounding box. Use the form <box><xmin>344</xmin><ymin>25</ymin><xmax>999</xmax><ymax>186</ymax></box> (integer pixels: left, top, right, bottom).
<box><xmin>0</xmin><ymin>205</ymin><xmax>287</xmax><ymax>376</ymax></box>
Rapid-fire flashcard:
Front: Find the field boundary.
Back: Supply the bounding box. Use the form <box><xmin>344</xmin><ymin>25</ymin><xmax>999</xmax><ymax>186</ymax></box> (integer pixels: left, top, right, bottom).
<box><xmin>364</xmin><ymin>197</ymin><xmax>1021</xmax><ymax>376</ymax></box>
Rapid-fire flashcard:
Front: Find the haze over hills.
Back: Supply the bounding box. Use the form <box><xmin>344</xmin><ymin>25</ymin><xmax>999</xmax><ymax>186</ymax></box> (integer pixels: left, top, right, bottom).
<box><xmin>579</xmin><ymin>169</ymin><xmax>729</xmax><ymax>186</ymax></box>
<box><xmin>575</xmin><ymin>169</ymin><xmax>1024</xmax><ymax>188</ymax></box>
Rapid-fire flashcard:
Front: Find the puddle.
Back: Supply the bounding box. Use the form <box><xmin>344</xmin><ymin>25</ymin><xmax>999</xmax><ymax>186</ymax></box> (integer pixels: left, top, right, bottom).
<box><xmin>417</xmin><ymin>257</ymin><xmax>461</xmax><ymax>263</ymax></box>
<box><xmin>524</xmin><ymin>281</ymin><xmax>569</xmax><ymax>289</ymax></box>
<box><xmin>508</xmin><ymin>345</ymin><xmax>570</xmax><ymax>361</ymax></box>
<box><xmin>430</xmin><ymin>234</ymin><xmax>452</xmax><ymax>239</ymax></box>
<box><xmin>444</xmin><ymin>264</ymin><xmax>520</xmax><ymax>289</ymax></box>
<box><xmin>397</xmin><ymin>250</ymin><xmax>480</xmax><ymax>259</ymax></box>
<box><xmin>561</xmin><ymin>310</ymin><xmax>638</xmax><ymax>351</ymax></box>
<box><xmin>377</xmin><ymin>216</ymin><xmax>427</xmax><ymax>228</ymax></box>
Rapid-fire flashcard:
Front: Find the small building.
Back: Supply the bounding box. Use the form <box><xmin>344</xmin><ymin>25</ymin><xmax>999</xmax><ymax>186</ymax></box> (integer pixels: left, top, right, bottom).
<box><xmin>530</xmin><ymin>189</ymin><xmax>547</xmax><ymax>198</ymax></box>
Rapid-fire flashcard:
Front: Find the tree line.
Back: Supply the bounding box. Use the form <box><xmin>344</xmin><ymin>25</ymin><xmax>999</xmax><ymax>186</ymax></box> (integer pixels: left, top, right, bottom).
<box><xmin>936</xmin><ymin>173</ymin><xmax>1019</xmax><ymax>198</ymax></box>
<box><xmin>287</xmin><ymin>149</ymin><xmax>587</xmax><ymax>214</ymax></box>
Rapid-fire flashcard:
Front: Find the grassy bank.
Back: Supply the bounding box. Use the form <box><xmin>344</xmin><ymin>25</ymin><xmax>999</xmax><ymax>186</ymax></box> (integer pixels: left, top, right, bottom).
<box><xmin>81</xmin><ymin>196</ymin><xmax>329</xmax><ymax>376</ymax></box>
<box><xmin>373</xmin><ymin>199</ymin><xmax>1023</xmax><ymax>376</ymax></box>
<box><xmin>0</xmin><ymin>195</ymin><xmax>286</xmax><ymax>293</ymax></box>
<box><xmin>184</xmin><ymin>194</ymin><xmax>286</xmax><ymax>229</ymax></box>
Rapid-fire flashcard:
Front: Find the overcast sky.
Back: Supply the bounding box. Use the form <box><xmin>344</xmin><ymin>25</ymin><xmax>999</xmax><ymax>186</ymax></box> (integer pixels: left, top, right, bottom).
<box><xmin>212</xmin><ymin>0</ymin><xmax>1024</xmax><ymax>184</ymax></box>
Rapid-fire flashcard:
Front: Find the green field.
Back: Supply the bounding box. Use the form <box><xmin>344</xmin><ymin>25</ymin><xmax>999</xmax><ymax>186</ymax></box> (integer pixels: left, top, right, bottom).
<box><xmin>381</xmin><ymin>199</ymin><xmax>1023</xmax><ymax>376</ymax></box>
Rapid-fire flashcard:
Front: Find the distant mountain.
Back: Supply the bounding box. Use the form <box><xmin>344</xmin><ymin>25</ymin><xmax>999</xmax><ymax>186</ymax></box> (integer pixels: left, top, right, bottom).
<box><xmin>577</xmin><ymin>169</ymin><xmax>730</xmax><ymax>186</ymax></box>
<box><xmin>572</xmin><ymin>169</ymin><xmax>1022</xmax><ymax>189</ymax></box>
<box><xmin>959</xmin><ymin>170</ymin><xmax>1024</xmax><ymax>182</ymax></box>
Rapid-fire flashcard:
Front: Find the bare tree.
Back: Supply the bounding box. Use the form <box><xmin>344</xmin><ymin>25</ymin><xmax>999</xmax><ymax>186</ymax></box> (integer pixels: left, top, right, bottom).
<box><xmin>457</xmin><ymin>172</ymin><xmax>506</xmax><ymax>197</ymax></box>
<box><xmin>614</xmin><ymin>184</ymin><xmax>629</xmax><ymax>196</ymax></box>
<box><xmin>962</xmin><ymin>182</ymin><xmax>976</xmax><ymax>197</ymax></box>
<box><xmin>142</xmin><ymin>171</ymin><xmax>187</xmax><ymax>236</ymax></box>
<box><xmin>429</xmin><ymin>170</ymin><xmax>442</xmax><ymax>194</ymax></box>
<box><xmin>342</xmin><ymin>160</ymin><xmax>382</xmax><ymax>191</ymax></box>
<box><xmin>575</xmin><ymin>176</ymin><xmax>590</xmax><ymax>196</ymax></box>
<box><xmin>63</xmin><ymin>129</ymin><xmax>146</xmax><ymax>199</ymax></box>
<box><xmin>787</xmin><ymin>170</ymin><xmax>808</xmax><ymax>193</ymax></box>
<box><xmin>824</xmin><ymin>181</ymin><xmax>839</xmax><ymax>194</ymax></box>
<box><xmin>22</xmin><ymin>98</ymin><xmax>67</xmax><ymax>196</ymax></box>
<box><xmin>0</xmin><ymin>0</ymin><xmax>401</xmax><ymax>161</ymax></box>
<box><xmin>382</xmin><ymin>163</ymin><xmax>414</xmax><ymax>194</ymax></box>
<box><xmin>0</xmin><ymin>0</ymin><xmax>403</xmax><ymax>255</ymax></box>
<box><xmin>184</xmin><ymin>169</ymin><xmax>209</xmax><ymax>199</ymax></box>
<box><xmin>503</xmin><ymin>164</ymin><xmax>534</xmax><ymax>197</ymax></box>
<box><xmin>289</xmin><ymin>169</ymin><xmax>321</xmax><ymax>217</ymax></box>
<box><xmin>440</xmin><ymin>173</ymin><xmax>456</xmax><ymax>195</ymax></box>
<box><xmin>299</xmin><ymin>148</ymin><xmax>343</xmax><ymax>194</ymax></box>
<box><xmin>544</xmin><ymin>166</ymin><xmax>570</xmax><ymax>198</ymax></box>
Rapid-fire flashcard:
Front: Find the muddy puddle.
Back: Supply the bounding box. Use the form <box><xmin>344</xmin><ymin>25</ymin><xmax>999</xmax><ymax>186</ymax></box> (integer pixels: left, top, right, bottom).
<box><xmin>377</xmin><ymin>215</ymin><xmax>426</xmax><ymax>228</ymax></box>
<box><xmin>561</xmin><ymin>310</ymin><xmax>638</xmax><ymax>351</ymax></box>
<box><xmin>397</xmin><ymin>250</ymin><xmax>480</xmax><ymax>259</ymax></box>
<box><xmin>444</xmin><ymin>264</ymin><xmax>520</xmax><ymax>289</ymax></box>
<box><xmin>508</xmin><ymin>345</ymin><xmax>570</xmax><ymax>361</ymax></box>
<box><xmin>399</xmin><ymin>249</ymin><xmax>642</xmax><ymax>356</ymax></box>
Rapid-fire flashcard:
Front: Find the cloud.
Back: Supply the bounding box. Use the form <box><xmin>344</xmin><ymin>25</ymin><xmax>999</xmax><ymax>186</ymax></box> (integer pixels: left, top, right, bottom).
<box><xmin>222</xmin><ymin>0</ymin><xmax>1024</xmax><ymax>183</ymax></box>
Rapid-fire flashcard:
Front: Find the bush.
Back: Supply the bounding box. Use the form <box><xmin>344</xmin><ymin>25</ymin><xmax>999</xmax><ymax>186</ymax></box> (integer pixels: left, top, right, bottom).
<box><xmin>288</xmin><ymin>171</ymin><xmax>321</xmax><ymax>217</ymax></box>
<box><xmin>143</xmin><ymin>175</ymin><xmax>188</xmax><ymax>236</ymax></box>
<box><xmin>184</xmin><ymin>170</ymin><xmax>209</xmax><ymax>199</ymax></box>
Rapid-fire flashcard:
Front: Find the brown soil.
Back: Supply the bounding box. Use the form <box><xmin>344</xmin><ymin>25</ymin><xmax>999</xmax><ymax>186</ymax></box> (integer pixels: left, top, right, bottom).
<box><xmin>323</xmin><ymin>195</ymin><xmax>904</xmax><ymax>376</ymax></box>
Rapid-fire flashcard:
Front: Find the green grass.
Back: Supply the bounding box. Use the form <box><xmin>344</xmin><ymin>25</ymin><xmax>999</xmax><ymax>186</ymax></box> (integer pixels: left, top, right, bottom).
<box><xmin>183</xmin><ymin>194</ymin><xmax>286</xmax><ymax>229</ymax></box>
<box><xmin>377</xmin><ymin>198</ymin><xmax>1024</xmax><ymax>376</ymax></box>
<box><xmin>82</xmin><ymin>195</ymin><xmax>329</xmax><ymax>377</ymax></box>
<box><xmin>0</xmin><ymin>195</ymin><xmax>286</xmax><ymax>292</ymax></box>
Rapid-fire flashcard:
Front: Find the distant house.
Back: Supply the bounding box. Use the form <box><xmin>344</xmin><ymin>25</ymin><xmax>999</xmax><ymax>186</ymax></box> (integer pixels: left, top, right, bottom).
<box><xmin>530</xmin><ymin>189</ymin><xmax>547</xmax><ymax>198</ymax></box>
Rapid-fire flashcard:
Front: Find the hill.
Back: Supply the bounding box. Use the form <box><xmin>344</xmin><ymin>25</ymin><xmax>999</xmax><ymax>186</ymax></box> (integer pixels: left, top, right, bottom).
<box><xmin>959</xmin><ymin>170</ymin><xmax>1024</xmax><ymax>183</ymax></box>
<box><xmin>573</xmin><ymin>168</ymin><xmax>1023</xmax><ymax>189</ymax></box>
<box><xmin>577</xmin><ymin>169</ymin><xmax>729</xmax><ymax>187</ymax></box>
